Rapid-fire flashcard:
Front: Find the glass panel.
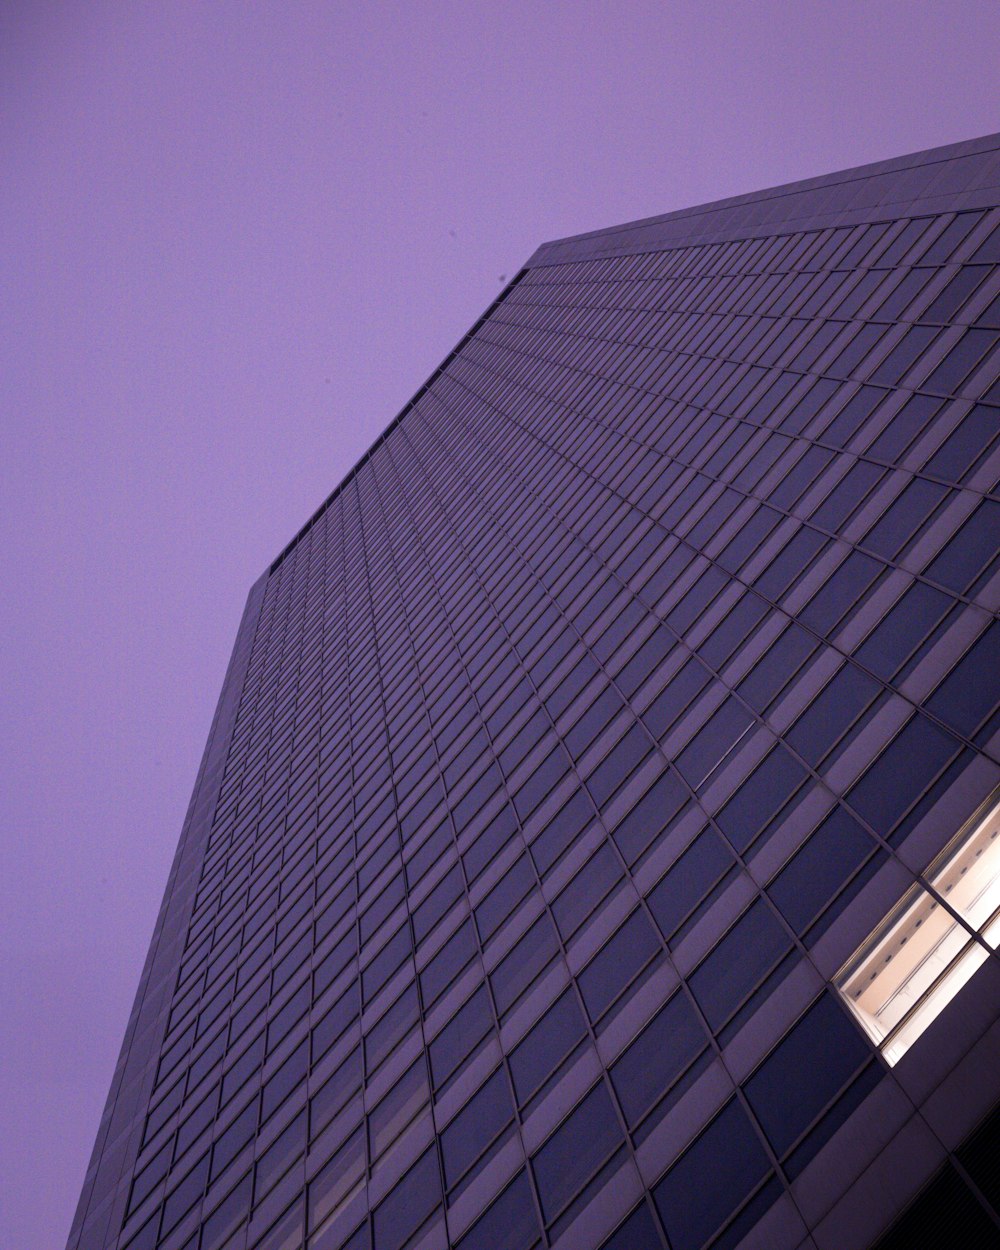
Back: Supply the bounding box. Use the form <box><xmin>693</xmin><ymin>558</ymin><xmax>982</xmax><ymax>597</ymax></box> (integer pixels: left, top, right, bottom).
<box><xmin>836</xmin><ymin>795</ymin><xmax>1000</xmax><ymax>1064</ymax></box>
<box><xmin>927</xmin><ymin>796</ymin><xmax>1000</xmax><ymax>945</ymax></box>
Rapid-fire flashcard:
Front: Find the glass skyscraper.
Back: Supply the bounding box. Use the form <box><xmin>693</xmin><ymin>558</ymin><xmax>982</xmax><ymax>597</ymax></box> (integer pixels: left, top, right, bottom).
<box><xmin>68</xmin><ymin>134</ymin><xmax>1000</xmax><ymax>1250</ymax></box>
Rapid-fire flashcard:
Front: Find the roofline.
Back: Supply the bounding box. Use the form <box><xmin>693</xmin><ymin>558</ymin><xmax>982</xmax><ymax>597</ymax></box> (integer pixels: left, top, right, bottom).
<box><xmin>263</xmin><ymin>131</ymin><xmax>1000</xmax><ymax>580</ymax></box>
<box><xmin>265</xmin><ymin>269</ymin><xmax>529</xmax><ymax>577</ymax></box>
<box><xmin>526</xmin><ymin>131</ymin><xmax>1000</xmax><ymax>267</ymax></box>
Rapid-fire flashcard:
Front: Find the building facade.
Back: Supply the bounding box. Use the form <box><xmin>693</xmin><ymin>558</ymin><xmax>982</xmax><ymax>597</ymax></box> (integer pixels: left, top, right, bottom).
<box><xmin>68</xmin><ymin>135</ymin><xmax>1000</xmax><ymax>1250</ymax></box>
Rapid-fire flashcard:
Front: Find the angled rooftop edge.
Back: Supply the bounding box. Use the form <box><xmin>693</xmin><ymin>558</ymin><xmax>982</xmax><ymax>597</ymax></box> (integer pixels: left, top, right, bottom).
<box><xmin>526</xmin><ymin>132</ymin><xmax>1000</xmax><ymax>267</ymax></box>
<box><xmin>265</xmin><ymin>131</ymin><xmax>1000</xmax><ymax>578</ymax></box>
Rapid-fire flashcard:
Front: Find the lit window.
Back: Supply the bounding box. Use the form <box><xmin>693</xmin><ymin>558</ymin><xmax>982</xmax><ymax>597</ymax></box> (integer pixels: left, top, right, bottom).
<box><xmin>835</xmin><ymin>797</ymin><xmax>1000</xmax><ymax>1065</ymax></box>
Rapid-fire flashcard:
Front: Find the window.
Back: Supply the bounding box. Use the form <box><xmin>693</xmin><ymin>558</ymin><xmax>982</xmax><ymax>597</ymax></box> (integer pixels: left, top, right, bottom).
<box><xmin>689</xmin><ymin>897</ymin><xmax>795</xmax><ymax>1035</ymax></box>
<box><xmin>419</xmin><ymin>918</ymin><xmax>478</xmax><ymax>1008</ymax></box>
<box><xmin>715</xmin><ymin>745</ymin><xmax>808</xmax><ymax>855</ymax></box>
<box><xmin>509</xmin><ymin>987</ymin><xmax>587</xmax><ymax>1106</ymax></box>
<box><xmin>769</xmin><ymin>806</ymin><xmax>880</xmax><ymax>940</ymax></box>
<box><xmin>578</xmin><ymin>907</ymin><xmax>661</xmax><ymax>1025</ymax></box>
<box><xmin>309</xmin><ymin>1045</ymin><xmax>361</xmax><ymax>1141</ymax></box>
<box><xmin>372</xmin><ymin>1147</ymin><xmax>441</xmax><ymax>1250</ymax></box>
<box><xmin>429</xmin><ymin>985</ymin><xmax>493</xmax><ymax>1090</ymax></box>
<box><xmin>585</xmin><ymin>723</ymin><xmax>653</xmax><ymax>808</ymax></box>
<box><xmin>531</xmin><ymin>1082</ymin><xmax>623</xmax><ymax>1226</ymax></box>
<box><xmin>612</xmin><ymin>769</ymin><xmax>688</xmax><ymax>867</ymax></box>
<box><xmin>847</xmin><ymin>714</ymin><xmax>961</xmax><ymax>843</ymax></box>
<box><xmin>552</xmin><ymin>844</ymin><xmax>622</xmax><ymax>939</ymax></box>
<box><xmin>652</xmin><ymin>1098</ymin><xmax>774</xmax><ymax>1250</ymax></box>
<box><xmin>440</xmin><ymin>1066</ymin><xmax>515</xmax><ymax>1192</ymax></box>
<box><xmin>923</xmin><ymin>499</ymin><xmax>1000</xmax><ymax>594</ymax></box>
<box><xmin>742</xmin><ymin>994</ymin><xmax>872</xmax><ymax>1162</ymax></box>
<box><xmin>647</xmin><ymin>828</ymin><xmax>736</xmax><ymax>944</ymax></box>
<box><xmin>675</xmin><ymin>697</ymin><xmax>754</xmax><ymax>789</ymax></box>
<box><xmin>785</xmin><ymin>663</ymin><xmax>881</xmax><ymax>767</ymax></box>
<box><xmin>491</xmin><ymin>913</ymin><xmax>560</xmax><ymax>1016</ymax></box>
<box><xmin>836</xmin><ymin>796</ymin><xmax>1000</xmax><ymax>1063</ymax></box>
<box><xmin>455</xmin><ymin>1170</ymin><xmax>541</xmax><ymax>1250</ymax></box>
<box><xmin>368</xmin><ymin>1058</ymin><xmax>428</xmax><ymax>1160</ymax></box>
<box><xmin>853</xmin><ymin>581</ymin><xmax>953</xmax><ymax>681</ymax></box>
<box><xmin>597</xmin><ymin>1204</ymin><xmax>663</xmax><ymax>1250</ymax></box>
<box><xmin>609</xmin><ymin>989</ymin><xmax>708</xmax><ymax>1132</ymax></box>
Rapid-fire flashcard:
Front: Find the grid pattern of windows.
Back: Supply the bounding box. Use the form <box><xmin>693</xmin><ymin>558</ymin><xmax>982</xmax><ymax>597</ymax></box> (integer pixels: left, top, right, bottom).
<box><xmin>70</xmin><ymin>139</ymin><xmax>1000</xmax><ymax>1250</ymax></box>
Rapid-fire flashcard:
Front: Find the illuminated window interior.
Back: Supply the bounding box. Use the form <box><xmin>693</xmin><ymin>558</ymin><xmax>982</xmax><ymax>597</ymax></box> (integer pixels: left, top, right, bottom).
<box><xmin>836</xmin><ymin>797</ymin><xmax>1000</xmax><ymax>1065</ymax></box>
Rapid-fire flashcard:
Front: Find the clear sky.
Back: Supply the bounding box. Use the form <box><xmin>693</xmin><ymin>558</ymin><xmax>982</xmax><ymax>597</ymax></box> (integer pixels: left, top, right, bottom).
<box><xmin>2</xmin><ymin>2</ymin><xmax>998</xmax><ymax>1245</ymax></box>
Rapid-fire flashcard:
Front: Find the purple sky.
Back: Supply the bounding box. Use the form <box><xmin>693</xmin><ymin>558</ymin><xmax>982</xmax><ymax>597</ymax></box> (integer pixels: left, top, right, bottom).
<box><xmin>2</xmin><ymin>3</ymin><xmax>999</xmax><ymax>1245</ymax></box>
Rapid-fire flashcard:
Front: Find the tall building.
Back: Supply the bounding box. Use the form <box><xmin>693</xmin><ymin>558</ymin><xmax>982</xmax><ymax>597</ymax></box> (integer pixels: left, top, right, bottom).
<box><xmin>68</xmin><ymin>134</ymin><xmax>1000</xmax><ymax>1250</ymax></box>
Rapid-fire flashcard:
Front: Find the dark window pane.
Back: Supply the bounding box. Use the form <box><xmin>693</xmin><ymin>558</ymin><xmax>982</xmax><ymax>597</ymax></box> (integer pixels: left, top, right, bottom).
<box><xmin>310</xmin><ymin>1045</ymin><xmax>361</xmax><ymax>1140</ymax></box>
<box><xmin>565</xmin><ymin>686</ymin><xmax>626</xmax><ymax>758</ymax></box>
<box><xmin>867</xmin><ymin>393</ymin><xmax>941</xmax><ymax>462</ymax></box>
<box><xmin>861</xmin><ymin>479</ymin><xmax>950</xmax><ymax>560</ymax></box>
<box><xmin>647</xmin><ymin>829</ymin><xmax>734</xmax><ymax>943</ymax></box>
<box><xmin>514</xmin><ymin>747</ymin><xmax>570</xmax><ymax>822</ymax></box>
<box><xmin>768</xmin><ymin>807</ymin><xmax>876</xmax><ymax>934</ymax></box>
<box><xmin>689</xmin><ymin>898</ymin><xmax>792</xmax><ymax>1033</ymax></box>
<box><xmin>675</xmin><ymin>698</ymin><xmax>753</xmax><ymax>788</ymax></box>
<box><xmin>743</xmin><ymin>993</ymin><xmax>871</xmax><ymax>1157</ymax></box>
<box><xmin>923</xmin><ymin>328</ymin><xmax>999</xmax><ymax>394</ymax></box>
<box><xmin>441</xmin><ymin>1066</ymin><xmax>514</xmax><ymax>1190</ymax></box>
<box><xmin>463</xmin><ymin>806</ymin><xmax>518</xmax><ymax>882</ymax></box>
<box><xmin>919</xmin><ymin>212</ymin><xmax>983</xmax><ymax>264</ymax></box>
<box><xmin>617</xmin><ymin>627</ymin><xmax>675</xmax><ymax>698</ymax></box>
<box><xmin>261</xmin><ymin>1038</ymin><xmax>308</xmax><ymax>1122</ymax></box>
<box><xmin>924</xmin><ymin>404</ymin><xmax>1000</xmax><ymax>481</ymax></box>
<box><xmin>737</xmin><ymin>623</ymin><xmax>817</xmax><ymax>712</ymax></box>
<box><xmin>578</xmin><ymin>907</ymin><xmax>660</xmax><ymax>1023</ymax></box>
<box><xmin>456</xmin><ymin>1170</ymin><xmax>541</xmax><ymax>1250</ymax></box>
<box><xmin>372</xmin><ymin>1148</ymin><xmax>441</xmax><ymax>1250</ymax></box>
<box><xmin>201</xmin><ymin>1173</ymin><xmax>252</xmax><ymax>1250</ymax></box>
<box><xmin>598</xmin><ymin>1203</ymin><xmax>662</xmax><ymax>1250</ymax></box>
<box><xmin>698</xmin><ymin>594</ymin><xmax>769</xmax><ymax>669</ymax></box>
<box><xmin>642</xmin><ymin>658</ymin><xmax>712</xmax><ymax>739</ymax></box>
<box><xmin>529</xmin><ymin>791</ymin><xmax>592</xmax><ymax>877</ymax></box>
<box><xmin>715</xmin><ymin>746</ymin><xmax>808</xmax><ymax>854</ymax></box>
<box><xmin>612</xmin><ymin>769</ymin><xmax>688</xmax><ymax>866</ymax></box>
<box><xmin>429</xmin><ymin>985</ymin><xmax>493</xmax><ymax>1089</ymax></box>
<box><xmin>365</xmin><ymin>983</ymin><xmax>418</xmax><ymax>1074</ymax></box>
<box><xmin>491</xmin><ymin>913</ymin><xmax>559</xmax><ymax>1016</ymax></box>
<box><xmin>847</xmin><ymin>714</ymin><xmax>960</xmax><ymax>837</ymax></box>
<box><xmin>586</xmin><ymin>724</ymin><xmax>653</xmax><ymax>808</ymax></box>
<box><xmin>610</xmin><ymin>990</ymin><xmax>707</xmax><ymax>1128</ymax></box>
<box><xmin>161</xmin><ymin>1152</ymin><xmax>210</xmax><ymax>1234</ymax></box>
<box><xmin>921</xmin><ymin>266</ymin><xmax>992</xmax><ymax>324</ymax></box>
<box><xmin>869</xmin><ymin>325</ymin><xmax>938</xmax><ymax>385</ymax></box>
<box><xmin>822</xmin><ymin>387</ymin><xmax>889</xmax><ymax>449</ymax></box>
<box><xmin>552</xmin><ymin>844</ymin><xmax>622</xmax><ymax>939</ymax></box>
<box><xmin>784</xmin><ymin>1062</ymin><xmax>883</xmax><ymax>1179</ymax></box>
<box><xmin>532</xmin><ymin>1082</ymin><xmax>623</xmax><ymax>1224</ymax></box>
<box><xmin>476</xmin><ymin>855</ymin><xmax>533</xmax><ymax>941</ymax></box>
<box><xmin>785</xmin><ymin>664</ymin><xmax>881</xmax><ymax>766</ymax></box>
<box><xmin>754</xmin><ymin>526</ymin><xmax>827</xmax><ymax>598</ymax></box>
<box><xmin>799</xmin><ymin>551</ymin><xmax>883</xmax><ymax>636</ymax></box>
<box><xmin>924</xmin><ymin>500</ymin><xmax>1000</xmax><ymax>593</ymax></box>
<box><xmin>854</xmin><ymin>581</ymin><xmax>953</xmax><ymax>680</ymax></box>
<box><xmin>420</xmin><ymin>918</ymin><xmax>478</xmax><ymax>1008</ymax></box>
<box><xmin>924</xmin><ymin>621</ymin><xmax>1000</xmax><ymax>738</ymax></box>
<box><xmin>509</xmin><ymin>987</ymin><xmax>587</xmax><ymax>1105</ymax></box>
<box><xmin>309</xmin><ymin>1127</ymin><xmax>365</xmax><ymax>1230</ymax></box>
<box><xmin>369</xmin><ymin>1059</ymin><xmax>427</xmax><ymax>1160</ymax></box>
<box><xmin>652</xmin><ymin>1098</ymin><xmax>772</xmax><ymax>1250</ymax></box>
<box><xmin>210</xmin><ymin>1098</ymin><xmax>257</xmax><ymax>1182</ymax></box>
